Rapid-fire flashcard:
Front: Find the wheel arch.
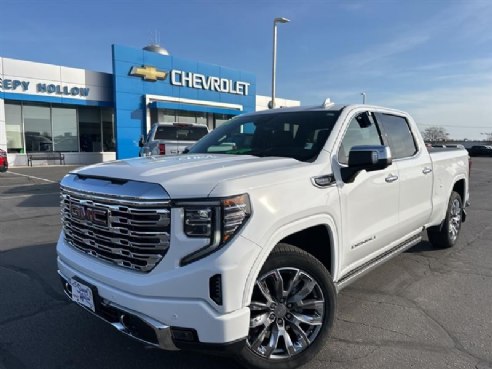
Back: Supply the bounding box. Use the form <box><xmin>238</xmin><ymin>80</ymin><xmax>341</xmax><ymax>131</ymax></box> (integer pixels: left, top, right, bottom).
<box><xmin>242</xmin><ymin>214</ymin><xmax>339</xmax><ymax>307</ymax></box>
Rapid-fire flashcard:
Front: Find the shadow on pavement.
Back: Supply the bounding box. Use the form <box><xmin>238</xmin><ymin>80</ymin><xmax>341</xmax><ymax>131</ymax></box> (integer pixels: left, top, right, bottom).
<box><xmin>0</xmin><ymin>243</ymin><xmax>241</xmax><ymax>369</ymax></box>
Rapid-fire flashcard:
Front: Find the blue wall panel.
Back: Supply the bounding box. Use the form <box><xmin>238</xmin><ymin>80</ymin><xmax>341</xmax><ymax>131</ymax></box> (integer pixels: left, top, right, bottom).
<box><xmin>112</xmin><ymin>44</ymin><xmax>256</xmax><ymax>159</ymax></box>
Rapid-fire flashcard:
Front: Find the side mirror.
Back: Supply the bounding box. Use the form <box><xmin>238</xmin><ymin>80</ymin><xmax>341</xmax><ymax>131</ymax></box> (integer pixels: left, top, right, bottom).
<box><xmin>182</xmin><ymin>146</ymin><xmax>190</xmax><ymax>154</ymax></box>
<box><xmin>138</xmin><ymin>135</ymin><xmax>145</xmax><ymax>148</ymax></box>
<box><xmin>341</xmin><ymin>145</ymin><xmax>392</xmax><ymax>183</ymax></box>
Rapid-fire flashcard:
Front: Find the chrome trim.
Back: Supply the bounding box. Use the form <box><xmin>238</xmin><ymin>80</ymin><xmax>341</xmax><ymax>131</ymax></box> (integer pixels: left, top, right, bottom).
<box><xmin>61</xmin><ymin>173</ymin><xmax>171</xmax><ymax>203</ymax></box>
<box><xmin>335</xmin><ymin>235</ymin><xmax>422</xmax><ymax>292</ymax></box>
<box><xmin>385</xmin><ymin>174</ymin><xmax>399</xmax><ymax>183</ymax></box>
<box><xmin>311</xmin><ymin>174</ymin><xmax>336</xmax><ymax>188</ymax></box>
<box><xmin>58</xmin><ymin>271</ymin><xmax>178</xmax><ymax>351</ymax></box>
<box><xmin>422</xmin><ymin>167</ymin><xmax>433</xmax><ymax>175</ymax></box>
<box><xmin>61</xmin><ymin>186</ymin><xmax>171</xmax><ymax>273</ymax></box>
<box><xmin>61</xmin><ymin>186</ymin><xmax>171</xmax><ymax>207</ymax></box>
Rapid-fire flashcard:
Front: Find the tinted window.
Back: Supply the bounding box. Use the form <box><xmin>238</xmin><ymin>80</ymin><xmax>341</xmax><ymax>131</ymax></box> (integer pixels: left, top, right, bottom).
<box><xmin>189</xmin><ymin>110</ymin><xmax>341</xmax><ymax>162</ymax></box>
<box><xmin>338</xmin><ymin>113</ymin><xmax>383</xmax><ymax>165</ymax></box>
<box><xmin>375</xmin><ymin>113</ymin><xmax>417</xmax><ymax>159</ymax></box>
<box><xmin>154</xmin><ymin>126</ymin><xmax>208</xmax><ymax>141</ymax></box>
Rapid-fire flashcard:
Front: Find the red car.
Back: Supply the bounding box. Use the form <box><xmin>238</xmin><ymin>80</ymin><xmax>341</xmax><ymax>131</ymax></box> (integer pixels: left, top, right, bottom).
<box><xmin>0</xmin><ymin>149</ymin><xmax>8</xmax><ymax>172</ymax></box>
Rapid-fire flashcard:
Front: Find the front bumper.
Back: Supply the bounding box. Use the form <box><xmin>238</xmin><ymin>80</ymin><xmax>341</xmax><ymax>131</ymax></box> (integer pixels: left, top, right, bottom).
<box><xmin>57</xmin><ymin>230</ymin><xmax>259</xmax><ymax>345</ymax></box>
<box><xmin>59</xmin><ymin>270</ymin><xmax>178</xmax><ymax>350</ymax></box>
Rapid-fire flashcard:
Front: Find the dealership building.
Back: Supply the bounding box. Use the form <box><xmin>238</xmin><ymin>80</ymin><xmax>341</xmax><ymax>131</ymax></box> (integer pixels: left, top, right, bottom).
<box><xmin>0</xmin><ymin>44</ymin><xmax>298</xmax><ymax>166</ymax></box>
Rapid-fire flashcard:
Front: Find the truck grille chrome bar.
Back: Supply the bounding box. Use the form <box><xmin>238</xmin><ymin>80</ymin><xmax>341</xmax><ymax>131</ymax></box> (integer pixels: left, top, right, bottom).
<box><xmin>60</xmin><ymin>188</ymin><xmax>171</xmax><ymax>272</ymax></box>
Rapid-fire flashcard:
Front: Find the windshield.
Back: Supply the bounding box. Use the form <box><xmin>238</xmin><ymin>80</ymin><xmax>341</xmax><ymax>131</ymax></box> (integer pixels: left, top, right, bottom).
<box><xmin>189</xmin><ymin>110</ymin><xmax>341</xmax><ymax>162</ymax></box>
<box><xmin>154</xmin><ymin>126</ymin><xmax>208</xmax><ymax>141</ymax></box>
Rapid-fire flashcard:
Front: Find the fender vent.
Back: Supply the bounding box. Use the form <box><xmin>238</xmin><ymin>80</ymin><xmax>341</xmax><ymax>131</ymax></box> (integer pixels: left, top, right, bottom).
<box><xmin>209</xmin><ymin>274</ymin><xmax>223</xmax><ymax>305</ymax></box>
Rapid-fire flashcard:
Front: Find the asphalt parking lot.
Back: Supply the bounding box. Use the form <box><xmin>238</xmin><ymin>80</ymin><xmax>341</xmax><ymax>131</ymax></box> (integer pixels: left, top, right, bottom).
<box><xmin>0</xmin><ymin>160</ymin><xmax>491</xmax><ymax>369</ymax></box>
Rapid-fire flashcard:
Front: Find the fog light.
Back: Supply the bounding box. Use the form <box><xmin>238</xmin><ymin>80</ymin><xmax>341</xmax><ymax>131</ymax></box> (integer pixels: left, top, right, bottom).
<box><xmin>171</xmin><ymin>327</ymin><xmax>198</xmax><ymax>342</ymax></box>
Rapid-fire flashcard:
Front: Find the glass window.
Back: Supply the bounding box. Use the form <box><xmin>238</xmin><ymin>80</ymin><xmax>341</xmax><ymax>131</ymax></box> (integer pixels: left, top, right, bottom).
<box><xmin>5</xmin><ymin>102</ymin><xmax>24</xmax><ymax>153</ymax></box>
<box><xmin>52</xmin><ymin>107</ymin><xmax>78</xmax><ymax>152</ymax></box>
<box><xmin>214</xmin><ymin>113</ymin><xmax>235</xmax><ymax>128</ymax></box>
<box><xmin>154</xmin><ymin>125</ymin><xmax>209</xmax><ymax>141</ymax></box>
<box><xmin>158</xmin><ymin>109</ymin><xmax>177</xmax><ymax>122</ymax></box>
<box><xmin>195</xmin><ymin>112</ymin><xmax>207</xmax><ymax>125</ymax></box>
<box><xmin>79</xmin><ymin>107</ymin><xmax>101</xmax><ymax>152</ymax></box>
<box><xmin>338</xmin><ymin>113</ymin><xmax>383</xmax><ymax>164</ymax></box>
<box><xmin>375</xmin><ymin>113</ymin><xmax>418</xmax><ymax>159</ymax></box>
<box><xmin>24</xmin><ymin>104</ymin><xmax>52</xmax><ymax>152</ymax></box>
<box><xmin>189</xmin><ymin>110</ymin><xmax>341</xmax><ymax>162</ymax></box>
<box><xmin>102</xmin><ymin>108</ymin><xmax>115</xmax><ymax>152</ymax></box>
<box><xmin>176</xmin><ymin>110</ymin><xmax>197</xmax><ymax>124</ymax></box>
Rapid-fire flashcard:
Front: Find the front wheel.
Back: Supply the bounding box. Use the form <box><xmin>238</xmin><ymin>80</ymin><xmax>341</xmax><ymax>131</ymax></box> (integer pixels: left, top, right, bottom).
<box><xmin>236</xmin><ymin>243</ymin><xmax>336</xmax><ymax>369</ymax></box>
<box><xmin>427</xmin><ymin>191</ymin><xmax>463</xmax><ymax>248</ymax></box>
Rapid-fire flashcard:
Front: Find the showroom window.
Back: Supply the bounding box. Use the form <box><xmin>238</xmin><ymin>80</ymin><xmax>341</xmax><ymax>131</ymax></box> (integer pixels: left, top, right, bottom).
<box><xmin>5</xmin><ymin>102</ymin><xmax>24</xmax><ymax>153</ymax></box>
<box><xmin>214</xmin><ymin>113</ymin><xmax>234</xmax><ymax>128</ymax></box>
<box><xmin>52</xmin><ymin>106</ymin><xmax>78</xmax><ymax>152</ymax></box>
<box><xmin>4</xmin><ymin>101</ymin><xmax>114</xmax><ymax>153</ymax></box>
<box><xmin>79</xmin><ymin>107</ymin><xmax>102</xmax><ymax>152</ymax></box>
<box><xmin>102</xmin><ymin>108</ymin><xmax>115</xmax><ymax>152</ymax></box>
<box><xmin>23</xmin><ymin>104</ymin><xmax>52</xmax><ymax>152</ymax></box>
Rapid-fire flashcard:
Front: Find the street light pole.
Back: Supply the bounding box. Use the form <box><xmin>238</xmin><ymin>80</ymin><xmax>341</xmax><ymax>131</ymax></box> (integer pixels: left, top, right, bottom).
<box><xmin>360</xmin><ymin>92</ymin><xmax>366</xmax><ymax>104</ymax></box>
<box><xmin>271</xmin><ymin>17</ymin><xmax>290</xmax><ymax>109</ymax></box>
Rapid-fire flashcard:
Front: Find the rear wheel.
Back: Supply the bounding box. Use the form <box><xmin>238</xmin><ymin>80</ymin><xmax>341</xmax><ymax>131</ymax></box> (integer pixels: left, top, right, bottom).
<box><xmin>236</xmin><ymin>243</ymin><xmax>336</xmax><ymax>369</ymax></box>
<box><xmin>427</xmin><ymin>191</ymin><xmax>463</xmax><ymax>248</ymax></box>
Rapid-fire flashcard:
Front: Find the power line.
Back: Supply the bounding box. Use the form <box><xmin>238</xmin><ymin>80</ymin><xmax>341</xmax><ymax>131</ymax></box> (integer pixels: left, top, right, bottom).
<box><xmin>417</xmin><ymin>123</ymin><xmax>492</xmax><ymax>129</ymax></box>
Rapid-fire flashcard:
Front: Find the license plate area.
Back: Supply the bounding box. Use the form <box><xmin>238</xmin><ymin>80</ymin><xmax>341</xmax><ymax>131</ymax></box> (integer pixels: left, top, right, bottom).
<box><xmin>70</xmin><ymin>276</ymin><xmax>100</xmax><ymax>313</ymax></box>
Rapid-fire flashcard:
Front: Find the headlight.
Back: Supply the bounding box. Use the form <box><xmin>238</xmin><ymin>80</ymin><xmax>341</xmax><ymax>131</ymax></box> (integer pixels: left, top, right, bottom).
<box><xmin>179</xmin><ymin>194</ymin><xmax>251</xmax><ymax>266</ymax></box>
<box><xmin>184</xmin><ymin>208</ymin><xmax>213</xmax><ymax>237</ymax></box>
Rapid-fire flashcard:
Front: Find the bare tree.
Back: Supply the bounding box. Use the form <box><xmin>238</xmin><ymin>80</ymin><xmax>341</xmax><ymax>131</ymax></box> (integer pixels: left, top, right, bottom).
<box><xmin>422</xmin><ymin>126</ymin><xmax>449</xmax><ymax>143</ymax></box>
<box><xmin>482</xmin><ymin>132</ymin><xmax>492</xmax><ymax>142</ymax></box>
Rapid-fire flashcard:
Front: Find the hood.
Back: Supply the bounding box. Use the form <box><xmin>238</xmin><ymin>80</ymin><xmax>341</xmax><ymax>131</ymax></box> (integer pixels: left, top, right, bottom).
<box><xmin>70</xmin><ymin>154</ymin><xmax>308</xmax><ymax>198</ymax></box>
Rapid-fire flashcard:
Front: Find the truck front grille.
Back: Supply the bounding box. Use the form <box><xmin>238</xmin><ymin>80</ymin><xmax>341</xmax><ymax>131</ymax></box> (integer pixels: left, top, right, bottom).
<box><xmin>60</xmin><ymin>188</ymin><xmax>171</xmax><ymax>272</ymax></box>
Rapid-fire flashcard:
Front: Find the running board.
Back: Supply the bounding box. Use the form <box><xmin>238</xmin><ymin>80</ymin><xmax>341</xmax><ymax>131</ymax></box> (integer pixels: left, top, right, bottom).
<box><xmin>335</xmin><ymin>234</ymin><xmax>422</xmax><ymax>292</ymax></box>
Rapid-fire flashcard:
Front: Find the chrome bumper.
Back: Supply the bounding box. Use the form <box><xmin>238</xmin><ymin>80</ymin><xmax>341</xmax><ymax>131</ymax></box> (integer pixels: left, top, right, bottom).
<box><xmin>59</xmin><ymin>271</ymin><xmax>178</xmax><ymax>351</ymax></box>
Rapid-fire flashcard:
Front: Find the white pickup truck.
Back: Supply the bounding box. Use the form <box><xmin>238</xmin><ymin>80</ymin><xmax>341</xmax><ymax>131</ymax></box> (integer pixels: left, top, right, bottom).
<box><xmin>57</xmin><ymin>102</ymin><xmax>469</xmax><ymax>369</ymax></box>
<box><xmin>138</xmin><ymin>122</ymin><xmax>209</xmax><ymax>156</ymax></box>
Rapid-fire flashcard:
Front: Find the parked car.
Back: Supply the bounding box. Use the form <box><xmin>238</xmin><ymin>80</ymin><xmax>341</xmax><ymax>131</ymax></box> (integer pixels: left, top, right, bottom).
<box><xmin>58</xmin><ymin>103</ymin><xmax>469</xmax><ymax>369</ymax></box>
<box><xmin>0</xmin><ymin>149</ymin><xmax>8</xmax><ymax>172</ymax></box>
<box><xmin>139</xmin><ymin>122</ymin><xmax>209</xmax><ymax>156</ymax></box>
<box><xmin>467</xmin><ymin>145</ymin><xmax>492</xmax><ymax>157</ymax></box>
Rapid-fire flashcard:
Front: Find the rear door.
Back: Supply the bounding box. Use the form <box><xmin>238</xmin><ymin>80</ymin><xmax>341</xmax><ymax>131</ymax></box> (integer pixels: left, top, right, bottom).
<box><xmin>335</xmin><ymin>111</ymin><xmax>400</xmax><ymax>275</ymax></box>
<box><xmin>374</xmin><ymin>113</ymin><xmax>433</xmax><ymax>237</ymax></box>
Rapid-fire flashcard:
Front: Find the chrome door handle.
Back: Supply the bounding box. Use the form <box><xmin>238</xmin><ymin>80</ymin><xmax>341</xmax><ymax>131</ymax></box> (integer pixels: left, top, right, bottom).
<box><xmin>422</xmin><ymin>167</ymin><xmax>433</xmax><ymax>175</ymax></box>
<box><xmin>385</xmin><ymin>174</ymin><xmax>399</xmax><ymax>183</ymax></box>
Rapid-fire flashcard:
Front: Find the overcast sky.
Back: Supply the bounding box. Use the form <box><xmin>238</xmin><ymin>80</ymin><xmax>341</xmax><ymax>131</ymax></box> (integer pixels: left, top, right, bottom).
<box><xmin>1</xmin><ymin>0</ymin><xmax>491</xmax><ymax>139</ymax></box>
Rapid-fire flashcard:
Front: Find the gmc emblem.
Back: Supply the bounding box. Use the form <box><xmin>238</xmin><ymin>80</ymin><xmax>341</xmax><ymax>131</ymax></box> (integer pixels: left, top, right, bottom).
<box><xmin>70</xmin><ymin>204</ymin><xmax>109</xmax><ymax>227</ymax></box>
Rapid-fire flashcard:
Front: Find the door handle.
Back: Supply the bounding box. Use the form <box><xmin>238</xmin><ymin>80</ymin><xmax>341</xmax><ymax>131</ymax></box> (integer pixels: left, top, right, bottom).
<box><xmin>385</xmin><ymin>174</ymin><xmax>399</xmax><ymax>183</ymax></box>
<box><xmin>422</xmin><ymin>167</ymin><xmax>433</xmax><ymax>175</ymax></box>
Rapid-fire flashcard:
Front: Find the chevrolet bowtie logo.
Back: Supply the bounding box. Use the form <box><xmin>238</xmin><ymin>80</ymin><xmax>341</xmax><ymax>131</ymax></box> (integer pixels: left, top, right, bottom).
<box><xmin>129</xmin><ymin>65</ymin><xmax>167</xmax><ymax>82</ymax></box>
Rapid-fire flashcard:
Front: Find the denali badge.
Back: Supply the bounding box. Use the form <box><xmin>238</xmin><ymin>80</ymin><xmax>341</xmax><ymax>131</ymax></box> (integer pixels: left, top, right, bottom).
<box><xmin>70</xmin><ymin>204</ymin><xmax>109</xmax><ymax>227</ymax></box>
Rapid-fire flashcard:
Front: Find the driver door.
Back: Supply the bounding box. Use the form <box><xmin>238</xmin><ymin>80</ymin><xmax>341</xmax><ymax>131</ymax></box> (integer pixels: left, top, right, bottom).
<box><xmin>335</xmin><ymin>112</ymin><xmax>400</xmax><ymax>277</ymax></box>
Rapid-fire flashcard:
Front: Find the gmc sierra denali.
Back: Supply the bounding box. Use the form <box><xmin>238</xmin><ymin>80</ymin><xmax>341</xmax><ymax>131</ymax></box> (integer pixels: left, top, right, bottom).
<box><xmin>57</xmin><ymin>102</ymin><xmax>470</xmax><ymax>369</ymax></box>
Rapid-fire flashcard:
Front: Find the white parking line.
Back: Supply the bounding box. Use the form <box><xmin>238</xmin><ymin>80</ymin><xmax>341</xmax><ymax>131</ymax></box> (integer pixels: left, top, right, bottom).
<box><xmin>6</xmin><ymin>171</ymin><xmax>57</xmax><ymax>184</ymax></box>
<box><xmin>0</xmin><ymin>183</ymin><xmax>43</xmax><ymax>188</ymax></box>
<box><xmin>0</xmin><ymin>192</ymin><xmax>60</xmax><ymax>200</ymax></box>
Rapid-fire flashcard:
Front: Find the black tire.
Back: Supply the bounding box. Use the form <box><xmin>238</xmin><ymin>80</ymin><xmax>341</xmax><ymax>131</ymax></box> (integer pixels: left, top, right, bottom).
<box><xmin>236</xmin><ymin>243</ymin><xmax>336</xmax><ymax>369</ymax></box>
<box><xmin>427</xmin><ymin>191</ymin><xmax>463</xmax><ymax>248</ymax></box>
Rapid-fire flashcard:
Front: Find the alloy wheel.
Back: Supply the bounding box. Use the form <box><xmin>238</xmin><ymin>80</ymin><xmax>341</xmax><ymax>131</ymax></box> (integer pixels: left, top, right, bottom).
<box><xmin>247</xmin><ymin>267</ymin><xmax>325</xmax><ymax>359</ymax></box>
<box><xmin>448</xmin><ymin>198</ymin><xmax>462</xmax><ymax>242</ymax></box>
